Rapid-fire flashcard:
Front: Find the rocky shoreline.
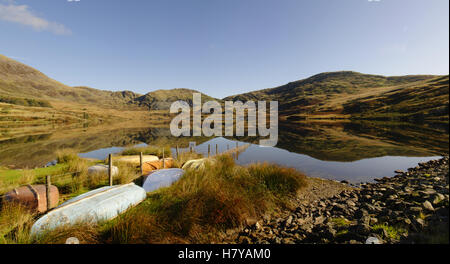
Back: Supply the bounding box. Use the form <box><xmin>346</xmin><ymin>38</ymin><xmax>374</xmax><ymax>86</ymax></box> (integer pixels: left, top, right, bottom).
<box><xmin>224</xmin><ymin>156</ymin><xmax>449</xmax><ymax>244</ymax></box>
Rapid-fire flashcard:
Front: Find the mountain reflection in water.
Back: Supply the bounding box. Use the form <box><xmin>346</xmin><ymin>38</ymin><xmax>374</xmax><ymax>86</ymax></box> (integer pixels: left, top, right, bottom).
<box><xmin>0</xmin><ymin>121</ymin><xmax>447</xmax><ymax>183</ymax></box>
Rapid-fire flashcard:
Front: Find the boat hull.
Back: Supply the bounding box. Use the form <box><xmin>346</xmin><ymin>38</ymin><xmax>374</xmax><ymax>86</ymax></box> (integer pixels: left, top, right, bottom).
<box><xmin>142</xmin><ymin>168</ymin><xmax>184</xmax><ymax>192</ymax></box>
<box><xmin>31</xmin><ymin>183</ymin><xmax>146</xmax><ymax>236</ymax></box>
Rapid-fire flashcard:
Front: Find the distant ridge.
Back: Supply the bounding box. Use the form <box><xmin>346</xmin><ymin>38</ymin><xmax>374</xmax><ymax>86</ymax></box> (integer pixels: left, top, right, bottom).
<box><xmin>1</xmin><ymin>55</ymin><xmax>448</xmax><ymax>119</ymax></box>
<box><xmin>0</xmin><ymin>55</ymin><xmax>218</xmax><ymax>110</ymax></box>
<box><xmin>224</xmin><ymin>71</ymin><xmax>448</xmax><ymax>121</ymax></box>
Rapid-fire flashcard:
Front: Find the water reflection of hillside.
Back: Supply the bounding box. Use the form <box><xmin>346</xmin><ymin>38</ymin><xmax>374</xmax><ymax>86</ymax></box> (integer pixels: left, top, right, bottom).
<box><xmin>0</xmin><ymin>126</ymin><xmax>210</xmax><ymax>168</ymax></box>
<box><xmin>0</xmin><ymin>121</ymin><xmax>448</xmax><ymax>168</ymax></box>
<box><xmin>228</xmin><ymin>121</ymin><xmax>449</xmax><ymax>162</ymax></box>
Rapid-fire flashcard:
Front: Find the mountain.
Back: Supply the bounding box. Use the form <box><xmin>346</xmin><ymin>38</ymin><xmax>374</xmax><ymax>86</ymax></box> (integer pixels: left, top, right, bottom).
<box><xmin>0</xmin><ymin>54</ymin><xmax>143</xmax><ymax>109</ymax></box>
<box><xmin>0</xmin><ymin>55</ymin><xmax>219</xmax><ymax>111</ymax></box>
<box><xmin>2</xmin><ymin>55</ymin><xmax>448</xmax><ymax>121</ymax></box>
<box><xmin>133</xmin><ymin>88</ymin><xmax>219</xmax><ymax>110</ymax></box>
<box><xmin>224</xmin><ymin>71</ymin><xmax>448</xmax><ymax>121</ymax></box>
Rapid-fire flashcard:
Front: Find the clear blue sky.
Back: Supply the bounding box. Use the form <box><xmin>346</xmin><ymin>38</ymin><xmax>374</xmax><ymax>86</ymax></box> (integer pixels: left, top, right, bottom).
<box><xmin>1</xmin><ymin>0</ymin><xmax>448</xmax><ymax>98</ymax></box>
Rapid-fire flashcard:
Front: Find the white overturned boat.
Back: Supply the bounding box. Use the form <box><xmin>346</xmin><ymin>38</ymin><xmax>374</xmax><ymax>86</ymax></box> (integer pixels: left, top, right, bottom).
<box><xmin>143</xmin><ymin>168</ymin><xmax>184</xmax><ymax>192</ymax></box>
<box><xmin>31</xmin><ymin>183</ymin><xmax>146</xmax><ymax>236</ymax></box>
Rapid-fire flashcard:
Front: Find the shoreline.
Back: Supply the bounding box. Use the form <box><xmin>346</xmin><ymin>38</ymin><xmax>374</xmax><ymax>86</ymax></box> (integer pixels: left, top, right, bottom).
<box><xmin>224</xmin><ymin>156</ymin><xmax>449</xmax><ymax>244</ymax></box>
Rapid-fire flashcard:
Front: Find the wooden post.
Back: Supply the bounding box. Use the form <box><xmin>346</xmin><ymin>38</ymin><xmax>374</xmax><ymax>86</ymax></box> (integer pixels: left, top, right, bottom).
<box><xmin>162</xmin><ymin>148</ymin><xmax>165</xmax><ymax>168</ymax></box>
<box><xmin>227</xmin><ymin>144</ymin><xmax>229</xmax><ymax>151</ymax></box>
<box><xmin>208</xmin><ymin>144</ymin><xmax>210</xmax><ymax>157</ymax></box>
<box><xmin>46</xmin><ymin>175</ymin><xmax>51</xmax><ymax>211</ymax></box>
<box><xmin>236</xmin><ymin>142</ymin><xmax>238</xmax><ymax>149</ymax></box>
<box><xmin>176</xmin><ymin>145</ymin><xmax>179</xmax><ymax>159</ymax></box>
<box><xmin>140</xmin><ymin>152</ymin><xmax>143</xmax><ymax>175</ymax></box>
<box><xmin>108</xmin><ymin>154</ymin><xmax>113</xmax><ymax>186</ymax></box>
<box><xmin>215</xmin><ymin>144</ymin><xmax>218</xmax><ymax>155</ymax></box>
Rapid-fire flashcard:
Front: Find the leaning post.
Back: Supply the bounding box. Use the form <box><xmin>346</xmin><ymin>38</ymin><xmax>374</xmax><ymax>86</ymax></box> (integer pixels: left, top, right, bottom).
<box><xmin>108</xmin><ymin>154</ymin><xmax>113</xmax><ymax>186</ymax></box>
<box><xmin>140</xmin><ymin>152</ymin><xmax>143</xmax><ymax>175</ymax></box>
<box><xmin>46</xmin><ymin>175</ymin><xmax>51</xmax><ymax>211</ymax></box>
<box><xmin>162</xmin><ymin>148</ymin><xmax>165</xmax><ymax>168</ymax></box>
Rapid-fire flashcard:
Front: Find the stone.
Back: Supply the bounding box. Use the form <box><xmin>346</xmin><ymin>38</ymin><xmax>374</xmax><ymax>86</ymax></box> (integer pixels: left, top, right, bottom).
<box><xmin>433</xmin><ymin>193</ymin><xmax>445</xmax><ymax>205</ymax></box>
<box><xmin>365</xmin><ymin>236</ymin><xmax>381</xmax><ymax>244</ymax></box>
<box><xmin>286</xmin><ymin>215</ymin><xmax>293</xmax><ymax>226</ymax></box>
<box><xmin>422</xmin><ymin>201</ymin><xmax>434</xmax><ymax>211</ymax></box>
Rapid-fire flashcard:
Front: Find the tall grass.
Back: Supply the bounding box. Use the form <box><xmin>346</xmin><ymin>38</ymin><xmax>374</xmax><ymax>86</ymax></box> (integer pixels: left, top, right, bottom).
<box><xmin>120</xmin><ymin>145</ymin><xmax>171</xmax><ymax>158</ymax></box>
<box><xmin>101</xmin><ymin>154</ymin><xmax>307</xmax><ymax>243</ymax></box>
<box><xmin>1</xmin><ymin>153</ymin><xmax>308</xmax><ymax>244</ymax></box>
<box><xmin>173</xmin><ymin>151</ymin><xmax>204</xmax><ymax>168</ymax></box>
<box><xmin>0</xmin><ymin>202</ymin><xmax>35</xmax><ymax>244</ymax></box>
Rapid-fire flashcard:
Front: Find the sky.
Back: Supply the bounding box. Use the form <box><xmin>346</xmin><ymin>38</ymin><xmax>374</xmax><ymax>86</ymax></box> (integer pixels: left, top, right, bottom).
<box><xmin>0</xmin><ymin>0</ymin><xmax>448</xmax><ymax>98</ymax></box>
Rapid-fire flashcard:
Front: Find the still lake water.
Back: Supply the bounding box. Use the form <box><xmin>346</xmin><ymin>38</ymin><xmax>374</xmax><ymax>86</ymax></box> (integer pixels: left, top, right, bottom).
<box><xmin>1</xmin><ymin>121</ymin><xmax>448</xmax><ymax>183</ymax></box>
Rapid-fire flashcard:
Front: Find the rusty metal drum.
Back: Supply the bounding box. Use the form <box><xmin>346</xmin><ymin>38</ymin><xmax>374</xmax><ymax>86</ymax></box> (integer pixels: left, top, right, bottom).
<box><xmin>3</xmin><ymin>185</ymin><xmax>59</xmax><ymax>213</ymax></box>
<box><xmin>142</xmin><ymin>158</ymin><xmax>174</xmax><ymax>175</ymax></box>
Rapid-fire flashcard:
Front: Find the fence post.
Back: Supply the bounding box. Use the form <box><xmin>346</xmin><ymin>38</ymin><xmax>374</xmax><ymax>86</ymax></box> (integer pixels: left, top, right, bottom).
<box><xmin>176</xmin><ymin>145</ymin><xmax>179</xmax><ymax>159</ymax></box>
<box><xmin>208</xmin><ymin>144</ymin><xmax>210</xmax><ymax>157</ymax></box>
<box><xmin>140</xmin><ymin>152</ymin><xmax>143</xmax><ymax>175</ymax></box>
<box><xmin>215</xmin><ymin>144</ymin><xmax>218</xmax><ymax>155</ymax></box>
<box><xmin>46</xmin><ymin>175</ymin><xmax>51</xmax><ymax>211</ymax></box>
<box><xmin>108</xmin><ymin>154</ymin><xmax>113</xmax><ymax>186</ymax></box>
<box><xmin>227</xmin><ymin>144</ymin><xmax>229</xmax><ymax>151</ymax></box>
<box><xmin>162</xmin><ymin>148</ymin><xmax>165</xmax><ymax>168</ymax></box>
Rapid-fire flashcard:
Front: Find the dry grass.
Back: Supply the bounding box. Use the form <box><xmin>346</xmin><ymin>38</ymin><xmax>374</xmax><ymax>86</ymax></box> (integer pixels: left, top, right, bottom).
<box><xmin>173</xmin><ymin>151</ymin><xmax>204</xmax><ymax>168</ymax></box>
<box><xmin>120</xmin><ymin>145</ymin><xmax>172</xmax><ymax>158</ymax></box>
<box><xmin>100</xmin><ymin>154</ymin><xmax>307</xmax><ymax>243</ymax></box>
<box><xmin>1</xmin><ymin>152</ymin><xmax>307</xmax><ymax>244</ymax></box>
<box><xmin>0</xmin><ymin>202</ymin><xmax>35</xmax><ymax>244</ymax></box>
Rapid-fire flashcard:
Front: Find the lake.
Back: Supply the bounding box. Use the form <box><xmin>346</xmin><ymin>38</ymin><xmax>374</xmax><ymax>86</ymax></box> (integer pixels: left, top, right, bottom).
<box><xmin>0</xmin><ymin>121</ymin><xmax>448</xmax><ymax>183</ymax></box>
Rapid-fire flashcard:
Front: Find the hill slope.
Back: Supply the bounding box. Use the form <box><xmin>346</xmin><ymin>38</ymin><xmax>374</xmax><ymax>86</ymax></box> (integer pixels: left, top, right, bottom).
<box><xmin>0</xmin><ymin>55</ymin><xmax>219</xmax><ymax>111</ymax></box>
<box><xmin>0</xmin><ymin>55</ymin><xmax>146</xmax><ymax>109</ymax></box>
<box><xmin>134</xmin><ymin>88</ymin><xmax>219</xmax><ymax>110</ymax></box>
<box><xmin>224</xmin><ymin>71</ymin><xmax>447</xmax><ymax>120</ymax></box>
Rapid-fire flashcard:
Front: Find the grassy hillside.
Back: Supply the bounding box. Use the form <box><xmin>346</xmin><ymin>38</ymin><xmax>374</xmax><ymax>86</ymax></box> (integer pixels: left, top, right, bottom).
<box><xmin>344</xmin><ymin>76</ymin><xmax>449</xmax><ymax>121</ymax></box>
<box><xmin>224</xmin><ymin>71</ymin><xmax>447</xmax><ymax>120</ymax></box>
<box><xmin>1</xmin><ymin>55</ymin><xmax>219</xmax><ymax>112</ymax></box>
<box><xmin>134</xmin><ymin>88</ymin><xmax>220</xmax><ymax>110</ymax></box>
<box><xmin>0</xmin><ymin>55</ymin><xmax>144</xmax><ymax>109</ymax></box>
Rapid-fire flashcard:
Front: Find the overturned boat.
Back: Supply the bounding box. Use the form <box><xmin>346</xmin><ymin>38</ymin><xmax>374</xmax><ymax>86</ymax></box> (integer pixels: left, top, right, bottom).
<box><xmin>3</xmin><ymin>184</ymin><xmax>59</xmax><ymax>213</ymax></box>
<box><xmin>31</xmin><ymin>183</ymin><xmax>146</xmax><ymax>236</ymax></box>
<box><xmin>182</xmin><ymin>158</ymin><xmax>215</xmax><ymax>170</ymax></box>
<box><xmin>87</xmin><ymin>164</ymin><xmax>119</xmax><ymax>177</ymax></box>
<box><xmin>142</xmin><ymin>168</ymin><xmax>184</xmax><ymax>192</ymax></box>
<box><xmin>142</xmin><ymin>158</ymin><xmax>174</xmax><ymax>175</ymax></box>
<box><xmin>115</xmin><ymin>155</ymin><xmax>158</xmax><ymax>165</ymax></box>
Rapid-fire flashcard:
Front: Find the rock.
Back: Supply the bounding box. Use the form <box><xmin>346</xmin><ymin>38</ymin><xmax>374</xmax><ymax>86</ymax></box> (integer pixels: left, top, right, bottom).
<box><xmin>422</xmin><ymin>201</ymin><xmax>435</xmax><ymax>211</ymax></box>
<box><xmin>433</xmin><ymin>193</ymin><xmax>445</xmax><ymax>205</ymax></box>
<box><xmin>365</xmin><ymin>236</ymin><xmax>381</xmax><ymax>244</ymax></box>
<box><xmin>409</xmin><ymin>206</ymin><xmax>423</xmax><ymax>213</ymax></box>
<box><xmin>415</xmin><ymin>218</ymin><xmax>425</xmax><ymax>229</ymax></box>
<box><xmin>403</xmin><ymin>218</ymin><xmax>412</xmax><ymax>225</ymax></box>
<box><xmin>394</xmin><ymin>170</ymin><xmax>404</xmax><ymax>174</ymax></box>
<box><xmin>346</xmin><ymin>200</ymin><xmax>356</xmax><ymax>207</ymax></box>
<box><xmin>286</xmin><ymin>215</ymin><xmax>293</xmax><ymax>226</ymax></box>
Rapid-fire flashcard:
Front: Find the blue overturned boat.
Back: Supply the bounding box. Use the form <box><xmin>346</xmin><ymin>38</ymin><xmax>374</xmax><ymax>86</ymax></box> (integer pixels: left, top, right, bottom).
<box><xmin>142</xmin><ymin>168</ymin><xmax>185</xmax><ymax>192</ymax></box>
<box><xmin>31</xmin><ymin>183</ymin><xmax>146</xmax><ymax>236</ymax></box>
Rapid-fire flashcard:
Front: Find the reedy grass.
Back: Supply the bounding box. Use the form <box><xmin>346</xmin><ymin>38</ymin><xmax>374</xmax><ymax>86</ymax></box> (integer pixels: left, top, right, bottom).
<box><xmin>0</xmin><ymin>202</ymin><xmax>35</xmax><ymax>244</ymax></box>
<box><xmin>120</xmin><ymin>145</ymin><xmax>171</xmax><ymax>158</ymax></box>
<box><xmin>1</xmin><ymin>152</ymin><xmax>308</xmax><ymax>244</ymax></box>
<box><xmin>101</xmin><ymin>154</ymin><xmax>307</xmax><ymax>243</ymax></box>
